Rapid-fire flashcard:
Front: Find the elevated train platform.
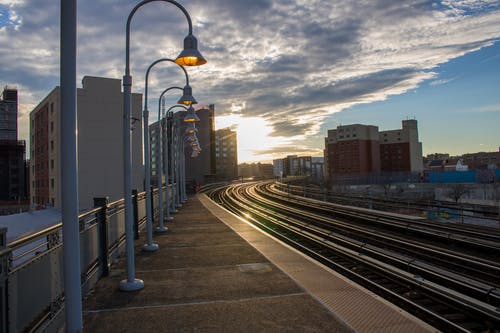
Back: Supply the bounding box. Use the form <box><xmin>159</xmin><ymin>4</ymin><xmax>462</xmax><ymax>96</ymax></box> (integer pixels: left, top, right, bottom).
<box><xmin>82</xmin><ymin>194</ymin><xmax>436</xmax><ymax>332</ymax></box>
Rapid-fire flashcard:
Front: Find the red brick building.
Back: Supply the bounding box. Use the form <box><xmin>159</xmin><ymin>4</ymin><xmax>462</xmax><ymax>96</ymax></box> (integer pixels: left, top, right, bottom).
<box><xmin>325</xmin><ymin>124</ymin><xmax>380</xmax><ymax>177</ymax></box>
<box><xmin>324</xmin><ymin>120</ymin><xmax>423</xmax><ymax>183</ymax></box>
<box><xmin>31</xmin><ymin>103</ymin><xmax>50</xmax><ymax>206</ymax></box>
<box><xmin>379</xmin><ymin>120</ymin><xmax>422</xmax><ymax>172</ymax></box>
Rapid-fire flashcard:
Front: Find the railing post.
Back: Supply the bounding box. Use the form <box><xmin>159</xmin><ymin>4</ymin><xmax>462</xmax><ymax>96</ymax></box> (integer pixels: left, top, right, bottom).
<box><xmin>132</xmin><ymin>189</ymin><xmax>139</xmax><ymax>240</ymax></box>
<box><xmin>94</xmin><ymin>197</ymin><xmax>110</xmax><ymax>277</ymax></box>
<box><xmin>0</xmin><ymin>227</ymin><xmax>10</xmax><ymax>333</ymax></box>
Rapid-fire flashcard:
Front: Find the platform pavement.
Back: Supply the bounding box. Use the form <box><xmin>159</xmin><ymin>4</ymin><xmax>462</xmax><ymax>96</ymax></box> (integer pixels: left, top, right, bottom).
<box><xmin>82</xmin><ymin>195</ymin><xmax>355</xmax><ymax>332</ymax></box>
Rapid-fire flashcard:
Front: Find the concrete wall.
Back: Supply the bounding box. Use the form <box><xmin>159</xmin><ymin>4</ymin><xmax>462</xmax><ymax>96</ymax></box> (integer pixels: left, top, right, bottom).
<box><xmin>29</xmin><ymin>76</ymin><xmax>143</xmax><ymax>211</ymax></box>
<box><xmin>77</xmin><ymin>76</ymin><xmax>143</xmax><ymax>210</ymax></box>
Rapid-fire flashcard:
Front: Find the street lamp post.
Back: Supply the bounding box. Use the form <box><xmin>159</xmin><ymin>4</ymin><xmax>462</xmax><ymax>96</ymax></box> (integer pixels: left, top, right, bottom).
<box><xmin>180</xmin><ymin>132</ymin><xmax>201</xmax><ymax>200</ymax></box>
<box><xmin>169</xmin><ymin>110</ymin><xmax>201</xmax><ymax>206</ymax></box>
<box><xmin>121</xmin><ymin>0</ymin><xmax>206</xmax><ymax>292</ymax></box>
<box><xmin>172</xmin><ymin>117</ymin><xmax>182</xmax><ymax>209</ymax></box>
<box><xmin>166</xmin><ymin>105</ymin><xmax>188</xmax><ymax>213</ymax></box>
<box><xmin>143</xmin><ymin>59</ymin><xmax>195</xmax><ymax>250</ymax></box>
<box><xmin>156</xmin><ymin>92</ymin><xmax>189</xmax><ymax>230</ymax></box>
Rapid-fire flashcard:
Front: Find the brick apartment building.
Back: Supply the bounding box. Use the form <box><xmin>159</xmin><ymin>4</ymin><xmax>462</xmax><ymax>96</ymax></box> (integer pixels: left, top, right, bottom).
<box><xmin>324</xmin><ymin>119</ymin><xmax>423</xmax><ymax>183</ymax></box>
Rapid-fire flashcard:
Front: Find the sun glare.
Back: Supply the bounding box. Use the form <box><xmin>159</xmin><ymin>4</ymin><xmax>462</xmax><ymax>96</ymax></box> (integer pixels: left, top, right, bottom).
<box><xmin>215</xmin><ymin>114</ymin><xmax>291</xmax><ymax>163</ymax></box>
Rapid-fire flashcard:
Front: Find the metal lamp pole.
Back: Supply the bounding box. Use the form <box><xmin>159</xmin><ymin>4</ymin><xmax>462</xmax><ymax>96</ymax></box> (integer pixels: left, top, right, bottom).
<box><xmin>166</xmin><ymin>106</ymin><xmax>188</xmax><ymax>212</ymax></box>
<box><xmin>156</xmin><ymin>92</ymin><xmax>189</xmax><ymax>230</ymax></box>
<box><xmin>143</xmin><ymin>59</ymin><xmax>195</xmax><ymax>249</ymax></box>
<box><xmin>166</xmin><ymin>107</ymin><xmax>199</xmax><ymax>210</ymax></box>
<box><xmin>121</xmin><ymin>0</ymin><xmax>206</xmax><ymax>292</ymax></box>
<box><xmin>173</xmin><ymin>118</ymin><xmax>182</xmax><ymax>209</ymax></box>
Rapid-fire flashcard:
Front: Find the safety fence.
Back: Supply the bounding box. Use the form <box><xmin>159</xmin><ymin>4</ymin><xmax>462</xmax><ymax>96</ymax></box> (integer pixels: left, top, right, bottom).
<box><xmin>0</xmin><ymin>185</ymin><xmax>172</xmax><ymax>333</ymax></box>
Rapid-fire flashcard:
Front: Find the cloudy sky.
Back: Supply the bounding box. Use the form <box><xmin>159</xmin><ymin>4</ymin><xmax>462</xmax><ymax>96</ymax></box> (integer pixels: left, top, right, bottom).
<box><xmin>1</xmin><ymin>0</ymin><xmax>500</xmax><ymax>162</ymax></box>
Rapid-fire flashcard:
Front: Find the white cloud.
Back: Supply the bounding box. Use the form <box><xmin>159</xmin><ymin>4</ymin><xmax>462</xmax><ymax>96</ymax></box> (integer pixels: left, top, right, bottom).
<box><xmin>468</xmin><ymin>104</ymin><xmax>500</xmax><ymax>113</ymax></box>
<box><xmin>1</xmin><ymin>1</ymin><xmax>500</xmax><ymax>160</ymax></box>
<box><xmin>429</xmin><ymin>77</ymin><xmax>457</xmax><ymax>86</ymax></box>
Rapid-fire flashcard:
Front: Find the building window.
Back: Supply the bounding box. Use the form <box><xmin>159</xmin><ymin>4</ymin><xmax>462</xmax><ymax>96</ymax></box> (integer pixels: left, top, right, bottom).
<box><xmin>51</xmin><ymin>159</ymin><xmax>54</xmax><ymax>170</ymax></box>
<box><xmin>50</xmin><ymin>140</ymin><xmax>54</xmax><ymax>151</ymax></box>
<box><xmin>51</xmin><ymin>178</ymin><xmax>54</xmax><ymax>189</ymax></box>
<box><xmin>50</xmin><ymin>121</ymin><xmax>54</xmax><ymax>133</ymax></box>
<box><xmin>50</xmin><ymin>102</ymin><xmax>54</xmax><ymax>114</ymax></box>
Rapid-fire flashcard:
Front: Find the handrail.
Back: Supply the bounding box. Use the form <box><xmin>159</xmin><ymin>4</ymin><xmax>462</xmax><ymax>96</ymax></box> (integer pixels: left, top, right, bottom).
<box><xmin>7</xmin><ymin>193</ymin><xmax>141</xmax><ymax>249</ymax></box>
<box><xmin>1</xmin><ymin>185</ymin><xmax>175</xmax><ymax>332</ymax></box>
<box><xmin>8</xmin><ymin>223</ymin><xmax>62</xmax><ymax>249</ymax></box>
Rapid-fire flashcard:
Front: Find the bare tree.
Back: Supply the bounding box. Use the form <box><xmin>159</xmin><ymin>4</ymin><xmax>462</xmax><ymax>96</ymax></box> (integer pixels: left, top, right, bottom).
<box><xmin>446</xmin><ymin>183</ymin><xmax>471</xmax><ymax>204</ymax></box>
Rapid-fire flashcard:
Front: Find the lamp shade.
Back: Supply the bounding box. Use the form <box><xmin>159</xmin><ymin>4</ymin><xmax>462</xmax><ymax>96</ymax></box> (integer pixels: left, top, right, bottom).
<box><xmin>185</xmin><ymin>123</ymin><xmax>198</xmax><ymax>134</ymax></box>
<box><xmin>183</xmin><ymin>106</ymin><xmax>200</xmax><ymax>122</ymax></box>
<box><xmin>177</xmin><ymin>85</ymin><xmax>197</xmax><ymax>105</ymax></box>
<box><xmin>175</xmin><ymin>34</ymin><xmax>207</xmax><ymax>66</ymax></box>
<box><xmin>186</xmin><ymin>133</ymin><xmax>197</xmax><ymax>142</ymax></box>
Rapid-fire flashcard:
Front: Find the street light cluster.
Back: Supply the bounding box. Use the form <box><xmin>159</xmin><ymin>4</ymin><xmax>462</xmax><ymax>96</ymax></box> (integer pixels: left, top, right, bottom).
<box><xmin>60</xmin><ymin>1</ymin><xmax>207</xmax><ymax>331</ymax></box>
<box><xmin>121</xmin><ymin>0</ymin><xmax>207</xmax><ymax>294</ymax></box>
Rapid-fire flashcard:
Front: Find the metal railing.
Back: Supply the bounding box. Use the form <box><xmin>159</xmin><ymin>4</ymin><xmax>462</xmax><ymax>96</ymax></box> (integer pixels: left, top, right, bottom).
<box><xmin>0</xmin><ymin>184</ymin><xmax>173</xmax><ymax>333</ymax></box>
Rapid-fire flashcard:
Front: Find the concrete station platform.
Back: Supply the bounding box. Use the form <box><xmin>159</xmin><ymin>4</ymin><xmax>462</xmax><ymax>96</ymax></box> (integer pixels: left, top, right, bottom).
<box><xmin>82</xmin><ymin>195</ymin><xmax>436</xmax><ymax>332</ymax></box>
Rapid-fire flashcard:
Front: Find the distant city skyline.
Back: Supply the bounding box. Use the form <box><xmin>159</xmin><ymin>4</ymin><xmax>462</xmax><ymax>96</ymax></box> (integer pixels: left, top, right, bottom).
<box><xmin>1</xmin><ymin>1</ymin><xmax>499</xmax><ymax>163</ymax></box>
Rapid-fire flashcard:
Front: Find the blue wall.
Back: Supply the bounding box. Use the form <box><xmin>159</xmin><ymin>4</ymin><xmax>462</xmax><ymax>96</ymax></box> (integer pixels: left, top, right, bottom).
<box><xmin>428</xmin><ymin>171</ymin><xmax>476</xmax><ymax>183</ymax></box>
<box><xmin>428</xmin><ymin>169</ymin><xmax>500</xmax><ymax>183</ymax></box>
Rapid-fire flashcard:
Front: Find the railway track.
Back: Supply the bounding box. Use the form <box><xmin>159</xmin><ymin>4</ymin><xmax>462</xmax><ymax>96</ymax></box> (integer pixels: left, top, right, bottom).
<box><xmin>277</xmin><ymin>182</ymin><xmax>500</xmax><ymax>223</ymax></box>
<box><xmin>204</xmin><ymin>181</ymin><xmax>500</xmax><ymax>333</ymax></box>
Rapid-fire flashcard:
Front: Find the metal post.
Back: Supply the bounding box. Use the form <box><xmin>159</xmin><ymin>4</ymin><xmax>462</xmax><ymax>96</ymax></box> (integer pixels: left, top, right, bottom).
<box><xmin>94</xmin><ymin>197</ymin><xmax>110</xmax><ymax>277</ymax></box>
<box><xmin>155</xmin><ymin>120</ymin><xmax>166</xmax><ymax>230</ymax></box>
<box><xmin>132</xmin><ymin>189</ymin><xmax>139</xmax><ymax>239</ymax></box>
<box><xmin>142</xmin><ymin>100</ymin><xmax>158</xmax><ymax>252</ymax></box>
<box><xmin>162</xmin><ymin>108</ymin><xmax>173</xmax><ymax>224</ymax></box>
<box><xmin>121</xmin><ymin>70</ymin><xmax>143</xmax><ymax>291</ymax></box>
<box><xmin>175</xmin><ymin>123</ymin><xmax>182</xmax><ymax>208</ymax></box>
<box><xmin>170</xmin><ymin>120</ymin><xmax>179</xmax><ymax>213</ymax></box>
<box><xmin>181</xmin><ymin>140</ymin><xmax>187</xmax><ymax>201</ymax></box>
<box><xmin>60</xmin><ymin>1</ymin><xmax>83</xmax><ymax>331</ymax></box>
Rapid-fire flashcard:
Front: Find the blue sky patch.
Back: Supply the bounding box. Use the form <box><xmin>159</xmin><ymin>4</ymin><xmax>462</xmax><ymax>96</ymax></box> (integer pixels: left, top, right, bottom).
<box><xmin>0</xmin><ymin>4</ymin><xmax>21</xmax><ymax>29</ymax></box>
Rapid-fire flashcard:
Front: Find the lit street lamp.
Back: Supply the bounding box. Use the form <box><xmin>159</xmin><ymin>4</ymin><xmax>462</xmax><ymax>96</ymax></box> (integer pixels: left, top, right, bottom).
<box><xmin>142</xmin><ymin>58</ymin><xmax>195</xmax><ymax>251</ymax></box>
<box><xmin>171</xmin><ymin>112</ymin><xmax>201</xmax><ymax>204</ymax></box>
<box><xmin>156</xmin><ymin>93</ymin><xmax>190</xmax><ymax>231</ymax></box>
<box><xmin>166</xmin><ymin>105</ymin><xmax>189</xmax><ymax>211</ymax></box>
<box><xmin>121</xmin><ymin>0</ymin><xmax>206</xmax><ymax>292</ymax></box>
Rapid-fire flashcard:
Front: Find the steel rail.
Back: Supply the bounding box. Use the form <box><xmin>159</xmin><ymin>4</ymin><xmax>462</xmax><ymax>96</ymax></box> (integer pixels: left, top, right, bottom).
<box><xmin>268</xmin><ymin>183</ymin><xmax>500</xmax><ymax>249</ymax></box>
<box><xmin>206</xmin><ymin>183</ymin><xmax>500</xmax><ymax>332</ymax></box>
<box><xmin>244</xmin><ymin>185</ymin><xmax>500</xmax><ymax>308</ymax></box>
